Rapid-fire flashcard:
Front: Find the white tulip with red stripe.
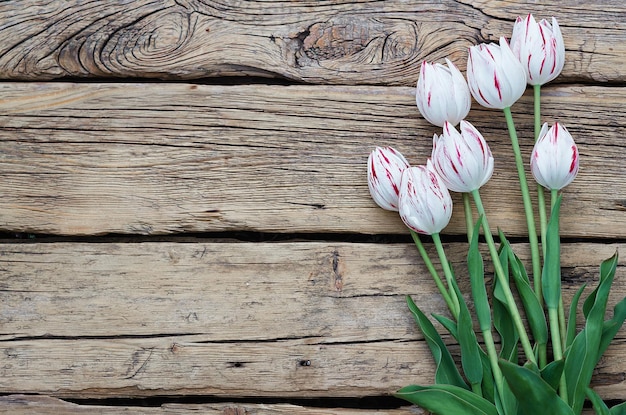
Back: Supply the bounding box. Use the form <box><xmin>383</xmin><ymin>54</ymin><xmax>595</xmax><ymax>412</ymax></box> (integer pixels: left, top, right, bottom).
<box><xmin>398</xmin><ymin>161</ymin><xmax>453</xmax><ymax>235</ymax></box>
<box><xmin>467</xmin><ymin>37</ymin><xmax>527</xmax><ymax>109</ymax></box>
<box><xmin>510</xmin><ymin>14</ymin><xmax>565</xmax><ymax>86</ymax></box>
<box><xmin>531</xmin><ymin>123</ymin><xmax>579</xmax><ymax>190</ymax></box>
<box><xmin>431</xmin><ymin>121</ymin><xmax>494</xmax><ymax>193</ymax></box>
<box><xmin>367</xmin><ymin>146</ymin><xmax>411</xmax><ymax>211</ymax></box>
<box><xmin>415</xmin><ymin>59</ymin><xmax>472</xmax><ymax>127</ymax></box>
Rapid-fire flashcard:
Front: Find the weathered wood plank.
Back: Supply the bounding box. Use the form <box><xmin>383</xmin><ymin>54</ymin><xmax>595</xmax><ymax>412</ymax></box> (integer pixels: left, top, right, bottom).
<box><xmin>0</xmin><ymin>242</ymin><xmax>624</xmax><ymax>399</ymax></box>
<box><xmin>0</xmin><ymin>395</ymin><xmax>607</xmax><ymax>415</ymax></box>
<box><xmin>0</xmin><ymin>395</ymin><xmax>428</xmax><ymax>415</ymax></box>
<box><xmin>0</xmin><ymin>1</ymin><xmax>624</xmax><ymax>84</ymax></box>
<box><xmin>0</xmin><ymin>83</ymin><xmax>624</xmax><ymax>237</ymax></box>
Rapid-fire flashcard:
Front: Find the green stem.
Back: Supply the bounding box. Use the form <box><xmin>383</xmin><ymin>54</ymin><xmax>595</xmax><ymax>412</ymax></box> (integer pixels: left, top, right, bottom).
<box><xmin>534</xmin><ymin>85</ymin><xmax>549</xmax><ymax>294</ymax></box>
<box><xmin>431</xmin><ymin>233</ymin><xmax>461</xmax><ymax>318</ymax></box>
<box><xmin>538</xmin><ymin>342</ymin><xmax>548</xmax><ymax>369</ymax></box>
<box><xmin>547</xmin><ymin>188</ymin><xmax>568</xmax><ymax>400</ymax></box>
<box><xmin>550</xmin><ymin>189</ymin><xmax>568</xmax><ymax>346</ymax></box>
<box><xmin>462</xmin><ymin>193</ymin><xmax>474</xmax><ymax>243</ymax></box>
<box><xmin>482</xmin><ymin>328</ymin><xmax>506</xmax><ymax>403</ymax></box>
<box><xmin>503</xmin><ymin>106</ymin><xmax>543</xmax><ymax>304</ymax></box>
<box><xmin>410</xmin><ymin>230</ymin><xmax>458</xmax><ymax>319</ymax></box>
<box><xmin>471</xmin><ymin>190</ymin><xmax>536</xmax><ymax>364</ymax></box>
<box><xmin>551</xmin><ymin>189</ymin><xmax>558</xmax><ymax>211</ymax></box>
<box><xmin>549</xmin><ymin>307</ymin><xmax>568</xmax><ymax>402</ymax></box>
<box><xmin>471</xmin><ymin>382</ymin><xmax>483</xmax><ymax>397</ymax></box>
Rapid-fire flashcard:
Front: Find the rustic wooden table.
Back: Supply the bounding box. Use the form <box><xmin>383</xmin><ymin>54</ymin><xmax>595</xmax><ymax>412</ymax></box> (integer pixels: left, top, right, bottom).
<box><xmin>0</xmin><ymin>1</ymin><xmax>624</xmax><ymax>413</ymax></box>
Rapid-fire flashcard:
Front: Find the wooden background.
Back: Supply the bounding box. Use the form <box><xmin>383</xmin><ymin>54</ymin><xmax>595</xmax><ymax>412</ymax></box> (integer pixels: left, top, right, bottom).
<box><xmin>0</xmin><ymin>1</ymin><xmax>624</xmax><ymax>413</ymax></box>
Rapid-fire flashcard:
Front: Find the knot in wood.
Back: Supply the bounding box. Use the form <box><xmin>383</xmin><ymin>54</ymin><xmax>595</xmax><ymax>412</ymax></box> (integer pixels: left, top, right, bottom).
<box><xmin>298</xmin><ymin>17</ymin><xmax>418</xmax><ymax>66</ymax></box>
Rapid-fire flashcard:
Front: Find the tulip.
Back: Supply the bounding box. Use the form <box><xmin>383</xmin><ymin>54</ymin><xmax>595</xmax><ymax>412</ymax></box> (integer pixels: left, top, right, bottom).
<box><xmin>530</xmin><ymin>123</ymin><xmax>579</xmax><ymax>190</ymax></box>
<box><xmin>431</xmin><ymin>121</ymin><xmax>494</xmax><ymax>193</ymax></box>
<box><xmin>467</xmin><ymin>37</ymin><xmax>527</xmax><ymax>109</ymax></box>
<box><xmin>398</xmin><ymin>161</ymin><xmax>453</xmax><ymax>235</ymax></box>
<box><xmin>415</xmin><ymin>59</ymin><xmax>472</xmax><ymax>127</ymax></box>
<box><xmin>367</xmin><ymin>146</ymin><xmax>411</xmax><ymax>211</ymax></box>
<box><xmin>510</xmin><ymin>14</ymin><xmax>565</xmax><ymax>86</ymax></box>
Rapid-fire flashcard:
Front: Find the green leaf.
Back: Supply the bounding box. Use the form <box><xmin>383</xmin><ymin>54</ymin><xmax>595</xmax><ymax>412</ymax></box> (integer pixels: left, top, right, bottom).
<box><xmin>405</xmin><ymin>295</ymin><xmax>468</xmax><ymax>389</ymax></box>
<box><xmin>493</xmin><ymin>240</ymin><xmax>519</xmax><ymax>362</ymax></box>
<box><xmin>566</xmin><ymin>284</ymin><xmax>587</xmax><ymax>349</ymax></box>
<box><xmin>395</xmin><ymin>384</ymin><xmax>498</xmax><ymax>415</ymax></box>
<box><xmin>449</xmin><ymin>278</ymin><xmax>483</xmax><ymax>386</ymax></box>
<box><xmin>597</xmin><ymin>294</ymin><xmax>626</xmax><ymax>364</ymax></box>
<box><xmin>499</xmin><ymin>359</ymin><xmax>574</xmax><ymax>415</ymax></box>
<box><xmin>609</xmin><ymin>401</ymin><xmax>626</xmax><ymax>415</ymax></box>
<box><xmin>469</xmin><ymin>216</ymin><xmax>491</xmax><ymax>330</ymax></box>
<box><xmin>565</xmin><ymin>253</ymin><xmax>619</xmax><ymax>414</ymax></box>
<box><xmin>540</xmin><ymin>358</ymin><xmax>565</xmax><ymax>391</ymax></box>
<box><xmin>432</xmin><ymin>313</ymin><xmax>458</xmax><ymax>339</ymax></box>
<box><xmin>496</xmin><ymin>376</ymin><xmax>519</xmax><ymax>415</ymax></box>
<box><xmin>505</xmin><ymin>240</ymin><xmax>548</xmax><ymax>346</ymax></box>
<box><xmin>586</xmin><ymin>387</ymin><xmax>610</xmax><ymax>415</ymax></box>
<box><xmin>542</xmin><ymin>195</ymin><xmax>562</xmax><ymax>310</ymax></box>
<box><xmin>479</xmin><ymin>350</ymin><xmax>495</xmax><ymax>404</ymax></box>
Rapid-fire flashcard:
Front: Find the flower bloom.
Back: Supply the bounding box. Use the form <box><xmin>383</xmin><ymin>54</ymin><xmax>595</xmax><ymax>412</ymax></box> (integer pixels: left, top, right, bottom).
<box><xmin>510</xmin><ymin>14</ymin><xmax>565</xmax><ymax>86</ymax></box>
<box><xmin>367</xmin><ymin>146</ymin><xmax>410</xmax><ymax>211</ymax></box>
<box><xmin>431</xmin><ymin>121</ymin><xmax>494</xmax><ymax>193</ymax></box>
<box><xmin>467</xmin><ymin>37</ymin><xmax>527</xmax><ymax>109</ymax></box>
<box><xmin>398</xmin><ymin>161</ymin><xmax>453</xmax><ymax>235</ymax></box>
<box><xmin>530</xmin><ymin>123</ymin><xmax>579</xmax><ymax>190</ymax></box>
<box><xmin>415</xmin><ymin>59</ymin><xmax>471</xmax><ymax>127</ymax></box>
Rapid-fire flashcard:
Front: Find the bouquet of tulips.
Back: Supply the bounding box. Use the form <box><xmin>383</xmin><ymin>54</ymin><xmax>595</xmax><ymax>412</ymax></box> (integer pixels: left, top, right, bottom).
<box><xmin>367</xmin><ymin>14</ymin><xmax>624</xmax><ymax>415</ymax></box>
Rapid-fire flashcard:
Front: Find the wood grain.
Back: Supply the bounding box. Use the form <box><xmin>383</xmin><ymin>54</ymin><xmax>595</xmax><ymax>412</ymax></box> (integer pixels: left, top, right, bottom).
<box><xmin>0</xmin><ymin>395</ymin><xmax>428</xmax><ymax>415</ymax></box>
<box><xmin>0</xmin><ymin>82</ymin><xmax>624</xmax><ymax>237</ymax></box>
<box><xmin>0</xmin><ymin>241</ymin><xmax>624</xmax><ymax>399</ymax></box>
<box><xmin>0</xmin><ymin>395</ymin><xmax>605</xmax><ymax>414</ymax></box>
<box><xmin>0</xmin><ymin>1</ymin><xmax>624</xmax><ymax>84</ymax></box>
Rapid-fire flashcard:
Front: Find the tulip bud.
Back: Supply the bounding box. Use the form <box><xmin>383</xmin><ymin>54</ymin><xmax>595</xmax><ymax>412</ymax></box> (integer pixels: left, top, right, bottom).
<box><xmin>510</xmin><ymin>14</ymin><xmax>565</xmax><ymax>86</ymax></box>
<box><xmin>431</xmin><ymin>121</ymin><xmax>494</xmax><ymax>193</ymax></box>
<box><xmin>530</xmin><ymin>123</ymin><xmax>579</xmax><ymax>190</ymax></box>
<box><xmin>467</xmin><ymin>37</ymin><xmax>527</xmax><ymax>109</ymax></box>
<box><xmin>398</xmin><ymin>161</ymin><xmax>453</xmax><ymax>235</ymax></box>
<box><xmin>367</xmin><ymin>146</ymin><xmax>411</xmax><ymax>211</ymax></box>
<box><xmin>415</xmin><ymin>59</ymin><xmax>472</xmax><ymax>127</ymax></box>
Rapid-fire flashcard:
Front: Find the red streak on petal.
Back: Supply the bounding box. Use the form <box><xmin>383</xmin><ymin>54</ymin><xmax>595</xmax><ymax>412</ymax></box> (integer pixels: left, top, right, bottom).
<box><xmin>450</xmin><ymin>158</ymin><xmax>459</xmax><ymax>175</ymax></box>
<box><xmin>427</xmin><ymin>91</ymin><xmax>432</xmax><ymax>106</ymax></box>
<box><xmin>370</xmin><ymin>158</ymin><xmax>377</xmax><ymax>178</ymax></box>
<box><xmin>569</xmin><ymin>146</ymin><xmax>578</xmax><ymax>173</ymax></box>
<box><xmin>539</xmin><ymin>24</ymin><xmax>547</xmax><ymax>45</ymax></box>
<box><xmin>456</xmin><ymin>147</ymin><xmax>464</xmax><ymax>167</ymax></box>
<box><xmin>552</xmin><ymin>123</ymin><xmax>560</xmax><ymax>144</ymax></box>
<box><xmin>550</xmin><ymin>39</ymin><xmax>558</xmax><ymax>74</ymax></box>
<box><xmin>493</xmin><ymin>72</ymin><xmax>502</xmax><ymax>101</ymax></box>
<box><xmin>478</xmin><ymin>89</ymin><xmax>491</xmax><ymax>105</ymax></box>
<box><xmin>485</xmin><ymin>47</ymin><xmax>495</xmax><ymax>60</ymax></box>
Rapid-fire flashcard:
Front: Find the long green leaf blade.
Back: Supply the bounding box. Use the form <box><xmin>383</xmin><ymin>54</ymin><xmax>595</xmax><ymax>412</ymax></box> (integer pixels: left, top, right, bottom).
<box><xmin>450</xmin><ymin>278</ymin><xmax>483</xmax><ymax>386</ymax></box>
<box><xmin>396</xmin><ymin>384</ymin><xmax>498</xmax><ymax>415</ymax></box>
<box><xmin>540</xmin><ymin>358</ymin><xmax>565</xmax><ymax>392</ymax></box>
<box><xmin>499</xmin><ymin>359</ymin><xmax>574</xmax><ymax>415</ymax></box>
<box><xmin>609</xmin><ymin>401</ymin><xmax>626</xmax><ymax>415</ymax></box>
<box><xmin>597</xmin><ymin>294</ymin><xmax>626</xmax><ymax>364</ymax></box>
<box><xmin>565</xmin><ymin>253</ymin><xmax>619</xmax><ymax>414</ymax></box>
<box><xmin>508</xmin><ymin>247</ymin><xmax>548</xmax><ymax>345</ymax></box>
<box><xmin>493</xmin><ymin>240</ymin><xmax>519</xmax><ymax>361</ymax></box>
<box><xmin>542</xmin><ymin>195</ymin><xmax>562</xmax><ymax>310</ymax></box>
<box><xmin>405</xmin><ymin>295</ymin><xmax>468</xmax><ymax>389</ymax></box>
<box><xmin>586</xmin><ymin>387</ymin><xmax>610</xmax><ymax>415</ymax></box>
<box><xmin>566</xmin><ymin>284</ymin><xmax>587</xmax><ymax>349</ymax></box>
<box><xmin>469</xmin><ymin>216</ymin><xmax>491</xmax><ymax>330</ymax></box>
